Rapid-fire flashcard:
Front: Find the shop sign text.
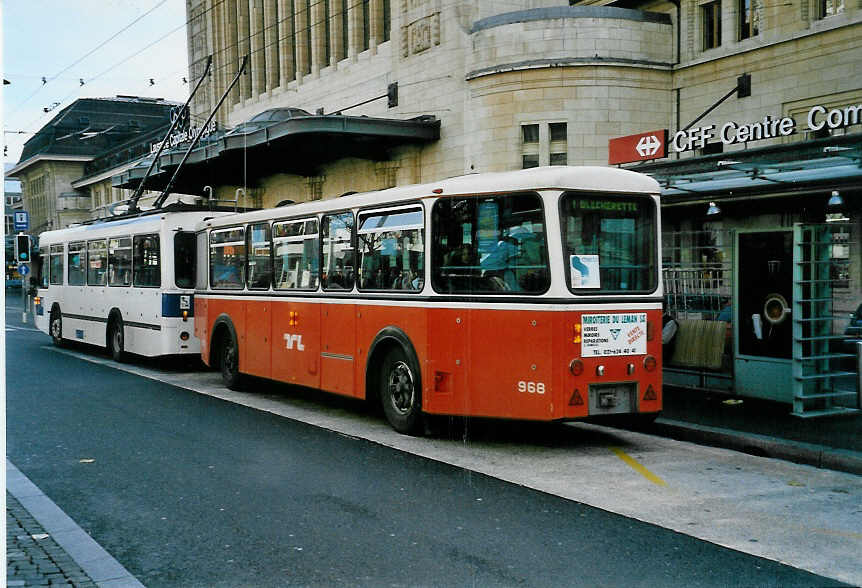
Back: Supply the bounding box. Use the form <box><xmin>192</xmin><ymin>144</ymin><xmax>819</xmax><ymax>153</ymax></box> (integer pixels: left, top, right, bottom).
<box><xmin>671</xmin><ymin>103</ymin><xmax>862</xmax><ymax>153</ymax></box>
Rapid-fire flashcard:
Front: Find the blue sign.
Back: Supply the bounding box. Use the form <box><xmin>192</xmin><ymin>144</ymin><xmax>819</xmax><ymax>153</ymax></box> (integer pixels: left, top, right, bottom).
<box><xmin>17</xmin><ymin>264</ymin><xmax>30</xmax><ymax>276</ymax></box>
<box><xmin>13</xmin><ymin>211</ymin><xmax>30</xmax><ymax>231</ymax></box>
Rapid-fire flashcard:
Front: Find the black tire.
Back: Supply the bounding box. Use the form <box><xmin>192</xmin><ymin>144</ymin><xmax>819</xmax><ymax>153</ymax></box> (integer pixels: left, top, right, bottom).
<box><xmin>380</xmin><ymin>347</ymin><xmax>423</xmax><ymax>435</ymax></box>
<box><xmin>49</xmin><ymin>309</ymin><xmax>63</xmax><ymax>347</ymax></box>
<box><xmin>108</xmin><ymin>318</ymin><xmax>126</xmax><ymax>363</ymax></box>
<box><xmin>220</xmin><ymin>331</ymin><xmax>243</xmax><ymax>390</ymax></box>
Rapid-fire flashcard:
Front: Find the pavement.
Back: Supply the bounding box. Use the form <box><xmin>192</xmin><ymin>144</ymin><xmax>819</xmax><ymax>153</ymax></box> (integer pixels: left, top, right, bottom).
<box><xmin>5</xmin><ymin>289</ymin><xmax>862</xmax><ymax>585</ymax></box>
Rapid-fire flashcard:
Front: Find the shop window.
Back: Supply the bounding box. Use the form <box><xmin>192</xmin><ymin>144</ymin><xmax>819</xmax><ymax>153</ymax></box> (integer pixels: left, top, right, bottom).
<box><xmin>738</xmin><ymin>0</ymin><xmax>758</xmax><ymax>40</ymax></box>
<box><xmin>820</xmin><ymin>0</ymin><xmax>844</xmax><ymax>18</ymax></box>
<box><xmin>702</xmin><ymin>1</ymin><xmax>722</xmax><ymax>50</ymax></box>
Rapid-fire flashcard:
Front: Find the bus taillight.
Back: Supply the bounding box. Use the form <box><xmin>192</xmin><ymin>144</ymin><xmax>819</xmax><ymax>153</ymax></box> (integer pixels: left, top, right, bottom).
<box><xmin>180</xmin><ymin>331</ymin><xmax>190</xmax><ymax>341</ymax></box>
<box><xmin>643</xmin><ymin>355</ymin><xmax>657</xmax><ymax>372</ymax></box>
<box><xmin>569</xmin><ymin>358</ymin><xmax>584</xmax><ymax>376</ymax></box>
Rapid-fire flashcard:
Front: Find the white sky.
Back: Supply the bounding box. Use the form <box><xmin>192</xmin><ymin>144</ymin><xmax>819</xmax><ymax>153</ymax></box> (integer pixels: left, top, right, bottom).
<box><xmin>2</xmin><ymin>0</ymin><xmax>190</xmax><ymax>165</ymax></box>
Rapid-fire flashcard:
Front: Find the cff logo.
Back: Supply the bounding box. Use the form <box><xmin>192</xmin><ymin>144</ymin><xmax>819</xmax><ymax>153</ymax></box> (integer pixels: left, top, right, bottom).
<box><xmin>636</xmin><ymin>135</ymin><xmax>661</xmax><ymax>157</ymax></box>
<box><xmin>283</xmin><ymin>333</ymin><xmax>305</xmax><ymax>351</ymax></box>
<box><xmin>608</xmin><ymin>129</ymin><xmax>668</xmax><ymax>165</ymax></box>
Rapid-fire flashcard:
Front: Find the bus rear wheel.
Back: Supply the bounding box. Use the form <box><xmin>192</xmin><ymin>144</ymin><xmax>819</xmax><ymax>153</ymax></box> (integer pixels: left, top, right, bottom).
<box><xmin>50</xmin><ymin>309</ymin><xmax>63</xmax><ymax>347</ymax></box>
<box><xmin>108</xmin><ymin>319</ymin><xmax>126</xmax><ymax>363</ymax></box>
<box><xmin>220</xmin><ymin>332</ymin><xmax>243</xmax><ymax>391</ymax></box>
<box><xmin>380</xmin><ymin>347</ymin><xmax>423</xmax><ymax>435</ymax></box>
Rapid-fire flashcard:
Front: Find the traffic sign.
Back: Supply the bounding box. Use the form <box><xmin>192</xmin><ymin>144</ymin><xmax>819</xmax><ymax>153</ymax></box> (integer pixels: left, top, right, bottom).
<box><xmin>609</xmin><ymin>130</ymin><xmax>668</xmax><ymax>165</ymax></box>
<box><xmin>18</xmin><ymin>264</ymin><xmax>30</xmax><ymax>276</ymax></box>
<box><xmin>13</xmin><ymin>211</ymin><xmax>30</xmax><ymax>231</ymax></box>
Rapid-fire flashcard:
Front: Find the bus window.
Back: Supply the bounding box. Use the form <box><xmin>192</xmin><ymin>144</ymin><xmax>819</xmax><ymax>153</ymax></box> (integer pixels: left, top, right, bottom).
<box><xmin>321</xmin><ymin>212</ymin><xmax>355</xmax><ymax>290</ymax></box>
<box><xmin>50</xmin><ymin>245</ymin><xmax>64</xmax><ymax>285</ymax></box>
<box><xmin>37</xmin><ymin>247</ymin><xmax>48</xmax><ymax>288</ymax></box>
<box><xmin>108</xmin><ymin>237</ymin><xmax>132</xmax><ymax>286</ymax></box>
<box><xmin>87</xmin><ymin>240</ymin><xmax>108</xmax><ymax>286</ymax></box>
<box><xmin>68</xmin><ymin>242</ymin><xmax>85</xmax><ymax>286</ymax></box>
<box><xmin>273</xmin><ymin>219</ymin><xmax>319</xmax><ymax>290</ymax></box>
<box><xmin>246</xmin><ymin>223</ymin><xmax>272</xmax><ymax>290</ymax></box>
<box><xmin>195</xmin><ymin>231</ymin><xmax>208</xmax><ymax>290</ymax></box>
<box><xmin>210</xmin><ymin>227</ymin><xmax>245</xmax><ymax>289</ymax></box>
<box><xmin>431</xmin><ymin>193</ymin><xmax>549</xmax><ymax>294</ymax></box>
<box><xmin>174</xmin><ymin>232</ymin><xmax>196</xmax><ymax>289</ymax></box>
<box><xmin>358</xmin><ymin>206</ymin><xmax>424</xmax><ymax>291</ymax></box>
<box><xmin>133</xmin><ymin>234</ymin><xmax>161</xmax><ymax>288</ymax></box>
<box><xmin>560</xmin><ymin>193</ymin><xmax>656</xmax><ymax>293</ymax></box>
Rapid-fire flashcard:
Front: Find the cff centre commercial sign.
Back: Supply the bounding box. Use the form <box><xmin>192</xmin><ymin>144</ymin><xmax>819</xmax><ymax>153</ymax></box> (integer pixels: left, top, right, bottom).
<box><xmin>609</xmin><ymin>102</ymin><xmax>862</xmax><ymax>163</ymax></box>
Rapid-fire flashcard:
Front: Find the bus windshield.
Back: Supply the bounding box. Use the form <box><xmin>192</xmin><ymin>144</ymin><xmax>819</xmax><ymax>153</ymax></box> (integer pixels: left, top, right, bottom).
<box><xmin>560</xmin><ymin>192</ymin><xmax>657</xmax><ymax>294</ymax></box>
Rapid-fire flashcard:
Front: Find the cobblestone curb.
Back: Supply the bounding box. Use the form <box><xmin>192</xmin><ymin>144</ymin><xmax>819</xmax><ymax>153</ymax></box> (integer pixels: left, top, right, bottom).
<box><xmin>7</xmin><ymin>492</ymin><xmax>98</xmax><ymax>588</ymax></box>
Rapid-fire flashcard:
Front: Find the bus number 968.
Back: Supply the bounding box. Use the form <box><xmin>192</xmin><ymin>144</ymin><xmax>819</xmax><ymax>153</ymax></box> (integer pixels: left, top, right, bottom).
<box><xmin>517</xmin><ymin>381</ymin><xmax>546</xmax><ymax>395</ymax></box>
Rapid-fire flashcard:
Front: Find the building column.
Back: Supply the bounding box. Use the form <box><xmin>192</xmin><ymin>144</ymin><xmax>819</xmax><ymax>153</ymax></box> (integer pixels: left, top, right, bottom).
<box><xmin>236</xmin><ymin>0</ymin><xmax>252</xmax><ymax>100</ymax></box>
<box><xmin>250</xmin><ymin>0</ymin><xmax>266</xmax><ymax>97</ymax></box>
<box><xmin>264</xmin><ymin>0</ymin><xmax>280</xmax><ymax>91</ymax></box>
<box><xmin>278</xmin><ymin>0</ymin><xmax>295</xmax><ymax>84</ymax></box>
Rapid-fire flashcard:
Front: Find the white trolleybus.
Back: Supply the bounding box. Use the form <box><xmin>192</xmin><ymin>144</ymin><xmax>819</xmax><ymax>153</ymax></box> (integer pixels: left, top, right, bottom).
<box><xmin>195</xmin><ymin>166</ymin><xmax>664</xmax><ymax>434</ymax></box>
<box><xmin>34</xmin><ymin>205</ymin><xmax>234</xmax><ymax>361</ymax></box>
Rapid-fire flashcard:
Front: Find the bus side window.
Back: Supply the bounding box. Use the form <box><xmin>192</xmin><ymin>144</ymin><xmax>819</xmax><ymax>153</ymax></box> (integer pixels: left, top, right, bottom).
<box><xmin>357</xmin><ymin>206</ymin><xmax>424</xmax><ymax>292</ymax></box>
<box><xmin>87</xmin><ymin>239</ymin><xmax>108</xmax><ymax>286</ymax></box>
<box><xmin>68</xmin><ymin>242</ymin><xmax>85</xmax><ymax>286</ymax></box>
<box><xmin>38</xmin><ymin>247</ymin><xmax>49</xmax><ymax>288</ymax></box>
<box><xmin>246</xmin><ymin>222</ymin><xmax>272</xmax><ymax>290</ymax></box>
<box><xmin>108</xmin><ymin>237</ymin><xmax>132</xmax><ymax>287</ymax></box>
<box><xmin>50</xmin><ymin>245</ymin><xmax>64</xmax><ymax>285</ymax></box>
<box><xmin>209</xmin><ymin>227</ymin><xmax>246</xmax><ymax>290</ymax></box>
<box><xmin>273</xmin><ymin>219</ymin><xmax>319</xmax><ymax>291</ymax></box>
<box><xmin>133</xmin><ymin>234</ymin><xmax>161</xmax><ymax>288</ymax></box>
<box><xmin>321</xmin><ymin>212</ymin><xmax>355</xmax><ymax>291</ymax></box>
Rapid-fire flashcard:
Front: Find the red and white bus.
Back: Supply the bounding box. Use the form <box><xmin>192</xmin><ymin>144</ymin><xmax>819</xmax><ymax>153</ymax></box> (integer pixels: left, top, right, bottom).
<box><xmin>194</xmin><ymin>166</ymin><xmax>663</xmax><ymax>434</ymax></box>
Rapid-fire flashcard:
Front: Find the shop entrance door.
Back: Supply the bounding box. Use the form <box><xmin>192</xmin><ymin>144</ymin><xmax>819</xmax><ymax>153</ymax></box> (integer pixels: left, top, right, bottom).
<box><xmin>734</xmin><ymin>230</ymin><xmax>794</xmax><ymax>400</ymax></box>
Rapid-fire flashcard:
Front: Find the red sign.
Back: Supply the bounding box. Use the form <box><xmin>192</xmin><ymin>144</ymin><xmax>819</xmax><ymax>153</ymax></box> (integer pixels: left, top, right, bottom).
<box><xmin>608</xmin><ymin>130</ymin><xmax>668</xmax><ymax>165</ymax></box>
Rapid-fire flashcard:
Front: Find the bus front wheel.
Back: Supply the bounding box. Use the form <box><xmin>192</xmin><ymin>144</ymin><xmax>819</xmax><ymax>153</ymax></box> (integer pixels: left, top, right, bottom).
<box><xmin>380</xmin><ymin>347</ymin><xmax>423</xmax><ymax>435</ymax></box>
<box><xmin>220</xmin><ymin>332</ymin><xmax>243</xmax><ymax>391</ymax></box>
<box><xmin>50</xmin><ymin>309</ymin><xmax>63</xmax><ymax>347</ymax></box>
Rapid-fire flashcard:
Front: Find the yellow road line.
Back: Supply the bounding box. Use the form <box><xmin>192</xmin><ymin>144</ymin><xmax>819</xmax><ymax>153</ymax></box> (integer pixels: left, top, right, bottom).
<box><xmin>611</xmin><ymin>447</ymin><xmax>667</xmax><ymax>486</ymax></box>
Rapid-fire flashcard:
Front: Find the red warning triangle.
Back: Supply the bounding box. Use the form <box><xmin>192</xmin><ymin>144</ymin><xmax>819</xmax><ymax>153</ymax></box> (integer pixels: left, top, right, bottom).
<box><xmin>643</xmin><ymin>384</ymin><xmax>657</xmax><ymax>401</ymax></box>
<box><xmin>569</xmin><ymin>389</ymin><xmax>584</xmax><ymax>406</ymax></box>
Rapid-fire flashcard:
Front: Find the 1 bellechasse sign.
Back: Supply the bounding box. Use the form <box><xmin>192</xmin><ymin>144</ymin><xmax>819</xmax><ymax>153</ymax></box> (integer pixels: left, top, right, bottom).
<box><xmin>609</xmin><ymin>102</ymin><xmax>862</xmax><ymax>163</ymax></box>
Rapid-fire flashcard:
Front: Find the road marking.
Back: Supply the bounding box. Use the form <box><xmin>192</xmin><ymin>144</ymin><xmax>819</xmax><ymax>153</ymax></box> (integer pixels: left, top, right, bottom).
<box><xmin>611</xmin><ymin>447</ymin><xmax>667</xmax><ymax>486</ymax></box>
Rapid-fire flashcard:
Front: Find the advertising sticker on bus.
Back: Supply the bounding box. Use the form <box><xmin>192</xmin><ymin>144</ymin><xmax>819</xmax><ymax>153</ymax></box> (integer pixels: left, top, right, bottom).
<box><xmin>581</xmin><ymin>313</ymin><xmax>648</xmax><ymax>356</ymax></box>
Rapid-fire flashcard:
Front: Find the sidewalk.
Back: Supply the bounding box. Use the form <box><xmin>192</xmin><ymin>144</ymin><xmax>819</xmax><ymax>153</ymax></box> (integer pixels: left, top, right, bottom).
<box><xmin>7</xmin><ymin>493</ymin><xmax>97</xmax><ymax>588</ymax></box>
<box><xmin>649</xmin><ymin>385</ymin><xmax>862</xmax><ymax>475</ymax></box>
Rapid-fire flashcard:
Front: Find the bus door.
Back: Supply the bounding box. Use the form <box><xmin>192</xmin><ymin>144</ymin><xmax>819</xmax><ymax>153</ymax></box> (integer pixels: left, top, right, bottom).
<box><xmin>319</xmin><ymin>211</ymin><xmax>357</xmax><ymax>396</ymax></box>
<box><xmin>271</xmin><ymin>218</ymin><xmax>321</xmax><ymax>388</ymax></box>
<box><xmin>243</xmin><ymin>223</ymin><xmax>273</xmax><ymax>378</ymax></box>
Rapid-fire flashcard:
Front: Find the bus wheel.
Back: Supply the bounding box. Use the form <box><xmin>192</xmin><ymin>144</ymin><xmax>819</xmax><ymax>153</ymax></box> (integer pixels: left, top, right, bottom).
<box><xmin>108</xmin><ymin>319</ymin><xmax>126</xmax><ymax>363</ymax></box>
<box><xmin>220</xmin><ymin>332</ymin><xmax>243</xmax><ymax>390</ymax></box>
<box><xmin>380</xmin><ymin>347</ymin><xmax>423</xmax><ymax>435</ymax></box>
<box><xmin>50</xmin><ymin>309</ymin><xmax>63</xmax><ymax>347</ymax></box>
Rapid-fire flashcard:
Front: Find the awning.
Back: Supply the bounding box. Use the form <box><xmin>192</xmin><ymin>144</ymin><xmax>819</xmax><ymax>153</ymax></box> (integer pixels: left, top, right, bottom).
<box><xmin>113</xmin><ymin>113</ymin><xmax>441</xmax><ymax>194</ymax></box>
<box><xmin>631</xmin><ymin>135</ymin><xmax>862</xmax><ymax>205</ymax></box>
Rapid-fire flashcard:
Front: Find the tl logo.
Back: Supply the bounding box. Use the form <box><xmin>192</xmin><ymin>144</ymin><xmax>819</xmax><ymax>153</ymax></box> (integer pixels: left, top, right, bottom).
<box><xmin>284</xmin><ymin>333</ymin><xmax>305</xmax><ymax>350</ymax></box>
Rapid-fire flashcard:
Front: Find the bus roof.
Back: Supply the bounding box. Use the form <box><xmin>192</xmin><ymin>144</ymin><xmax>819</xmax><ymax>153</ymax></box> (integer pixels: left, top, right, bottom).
<box><xmin>201</xmin><ymin>166</ymin><xmax>660</xmax><ymax>230</ymax></box>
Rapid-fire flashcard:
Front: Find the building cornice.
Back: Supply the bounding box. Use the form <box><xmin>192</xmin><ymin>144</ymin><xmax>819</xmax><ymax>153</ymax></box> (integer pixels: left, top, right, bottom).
<box><xmin>7</xmin><ymin>154</ymin><xmax>94</xmax><ymax>178</ymax></box>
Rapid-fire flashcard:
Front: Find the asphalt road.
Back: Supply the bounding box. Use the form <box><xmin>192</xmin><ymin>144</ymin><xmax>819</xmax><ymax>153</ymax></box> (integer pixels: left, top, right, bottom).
<box><xmin>4</xmin><ymin>297</ymin><xmax>852</xmax><ymax>587</ymax></box>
